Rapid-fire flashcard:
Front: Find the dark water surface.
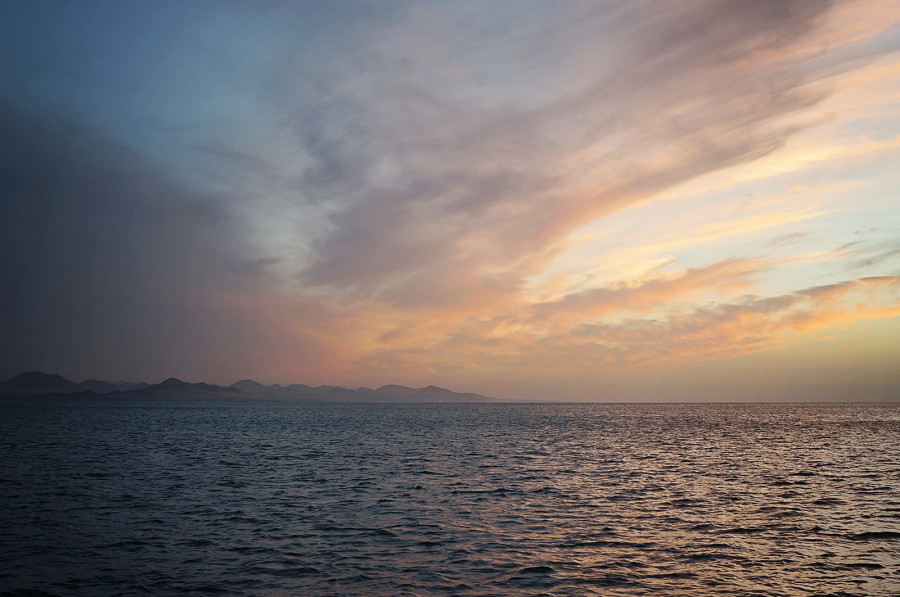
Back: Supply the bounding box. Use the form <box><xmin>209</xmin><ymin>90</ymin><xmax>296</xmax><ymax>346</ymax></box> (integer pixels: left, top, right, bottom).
<box><xmin>1</xmin><ymin>401</ymin><xmax>898</xmax><ymax>596</ymax></box>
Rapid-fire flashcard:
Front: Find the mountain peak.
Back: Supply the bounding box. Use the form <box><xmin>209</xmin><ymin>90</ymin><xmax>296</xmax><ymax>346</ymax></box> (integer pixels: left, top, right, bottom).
<box><xmin>375</xmin><ymin>384</ymin><xmax>416</xmax><ymax>393</ymax></box>
<box><xmin>1</xmin><ymin>371</ymin><xmax>494</xmax><ymax>402</ymax></box>
<box><xmin>230</xmin><ymin>379</ymin><xmax>268</xmax><ymax>393</ymax></box>
<box><xmin>6</xmin><ymin>371</ymin><xmax>71</xmax><ymax>384</ymax></box>
<box><xmin>0</xmin><ymin>372</ymin><xmax>80</xmax><ymax>394</ymax></box>
<box><xmin>421</xmin><ymin>385</ymin><xmax>450</xmax><ymax>392</ymax></box>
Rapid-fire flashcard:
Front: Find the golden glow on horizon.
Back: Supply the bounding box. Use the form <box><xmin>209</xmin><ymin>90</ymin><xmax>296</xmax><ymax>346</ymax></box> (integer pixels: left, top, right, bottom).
<box><xmin>4</xmin><ymin>1</ymin><xmax>898</xmax><ymax>400</ymax></box>
<box><xmin>271</xmin><ymin>16</ymin><xmax>900</xmax><ymax>397</ymax></box>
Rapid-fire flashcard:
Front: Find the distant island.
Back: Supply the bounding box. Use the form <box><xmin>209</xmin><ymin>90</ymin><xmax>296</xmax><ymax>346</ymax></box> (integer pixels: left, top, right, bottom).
<box><xmin>0</xmin><ymin>371</ymin><xmax>496</xmax><ymax>403</ymax></box>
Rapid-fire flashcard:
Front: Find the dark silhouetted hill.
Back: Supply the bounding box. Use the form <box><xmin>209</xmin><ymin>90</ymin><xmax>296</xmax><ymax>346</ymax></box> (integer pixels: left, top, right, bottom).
<box><xmin>110</xmin><ymin>378</ymin><xmax>247</xmax><ymax>401</ymax></box>
<box><xmin>0</xmin><ymin>372</ymin><xmax>81</xmax><ymax>394</ymax></box>
<box><xmin>78</xmin><ymin>379</ymin><xmax>148</xmax><ymax>393</ymax></box>
<box><xmin>229</xmin><ymin>379</ymin><xmax>270</xmax><ymax>394</ymax></box>
<box><xmin>0</xmin><ymin>373</ymin><xmax>150</xmax><ymax>396</ymax></box>
<box><xmin>1</xmin><ymin>372</ymin><xmax>496</xmax><ymax>402</ymax></box>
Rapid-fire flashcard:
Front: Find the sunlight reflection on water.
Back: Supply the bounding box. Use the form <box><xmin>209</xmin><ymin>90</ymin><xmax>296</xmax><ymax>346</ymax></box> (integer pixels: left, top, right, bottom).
<box><xmin>1</xmin><ymin>401</ymin><xmax>898</xmax><ymax>595</ymax></box>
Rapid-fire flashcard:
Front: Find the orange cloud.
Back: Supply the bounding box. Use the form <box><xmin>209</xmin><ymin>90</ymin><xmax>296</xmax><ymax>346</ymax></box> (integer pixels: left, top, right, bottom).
<box><xmin>336</xmin><ymin>270</ymin><xmax>899</xmax><ymax>386</ymax></box>
<box><xmin>527</xmin><ymin>258</ymin><xmax>767</xmax><ymax>326</ymax></box>
<box><xmin>537</xmin><ymin>276</ymin><xmax>900</xmax><ymax>367</ymax></box>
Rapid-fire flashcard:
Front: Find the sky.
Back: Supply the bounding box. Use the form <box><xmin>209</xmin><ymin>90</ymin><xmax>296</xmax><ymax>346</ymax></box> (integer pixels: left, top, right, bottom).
<box><xmin>1</xmin><ymin>0</ymin><xmax>899</xmax><ymax>401</ymax></box>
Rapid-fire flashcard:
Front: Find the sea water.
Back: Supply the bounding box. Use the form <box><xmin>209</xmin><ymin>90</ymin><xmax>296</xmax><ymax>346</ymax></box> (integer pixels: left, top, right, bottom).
<box><xmin>1</xmin><ymin>400</ymin><xmax>898</xmax><ymax>596</ymax></box>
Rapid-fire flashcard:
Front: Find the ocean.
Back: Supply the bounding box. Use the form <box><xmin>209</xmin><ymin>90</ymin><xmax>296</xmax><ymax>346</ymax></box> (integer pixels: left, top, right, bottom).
<box><xmin>1</xmin><ymin>400</ymin><xmax>898</xmax><ymax>596</ymax></box>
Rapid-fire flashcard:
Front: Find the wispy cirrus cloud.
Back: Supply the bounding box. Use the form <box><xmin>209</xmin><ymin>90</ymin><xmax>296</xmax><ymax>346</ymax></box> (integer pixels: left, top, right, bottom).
<box><xmin>353</xmin><ymin>275</ymin><xmax>900</xmax><ymax>381</ymax></box>
<box><xmin>527</xmin><ymin>258</ymin><xmax>768</xmax><ymax>326</ymax></box>
<box><xmin>284</xmin><ymin>1</ymin><xmax>848</xmax><ymax>306</ymax></box>
<box><xmin>569</xmin><ymin>276</ymin><xmax>900</xmax><ymax>364</ymax></box>
<box><xmin>1</xmin><ymin>1</ymin><xmax>898</xmax><ymax>398</ymax></box>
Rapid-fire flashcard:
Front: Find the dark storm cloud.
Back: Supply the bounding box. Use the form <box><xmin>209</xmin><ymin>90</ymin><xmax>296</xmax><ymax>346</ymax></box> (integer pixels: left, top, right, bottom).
<box><xmin>0</xmin><ymin>97</ymin><xmax>250</xmax><ymax>380</ymax></box>
<box><xmin>2</xmin><ymin>0</ymin><xmax>897</xmax><ymax>394</ymax></box>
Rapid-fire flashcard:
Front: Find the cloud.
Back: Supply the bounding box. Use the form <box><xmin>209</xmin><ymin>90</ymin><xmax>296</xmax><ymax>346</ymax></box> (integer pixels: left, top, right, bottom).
<box><xmin>235</xmin><ymin>1</ymin><xmax>900</xmax><ymax>387</ymax></box>
<box><xmin>345</xmin><ymin>254</ymin><xmax>900</xmax><ymax>382</ymax></box>
<box><xmin>847</xmin><ymin>241</ymin><xmax>900</xmax><ymax>271</ymax></box>
<box><xmin>539</xmin><ymin>276</ymin><xmax>900</xmax><ymax>365</ymax></box>
<box><xmin>0</xmin><ymin>97</ymin><xmax>305</xmax><ymax>381</ymax></box>
<box><xmin>513</xmin><ymin>277</ymin><xmax>896</xmax><ymax>376</ymax></box>
<box><xmin>527</xmin><ymin>258</ymin><xmax>767</xmax><ymax>326</ymax></box>
<box><xmin>2</xmin><ymin>1</ymin><xmax>898</xmax><ymax>394</ymax></box>
<box><xmin>278</xmin><ymin>0</ymin><xmax>849</xmax><ymax>312</ymax></box>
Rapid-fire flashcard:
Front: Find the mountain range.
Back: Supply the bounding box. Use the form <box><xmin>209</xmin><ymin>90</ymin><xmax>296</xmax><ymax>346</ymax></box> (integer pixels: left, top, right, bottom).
<box><xmin>0</xmin><ymin>372</ymin><xmax>495</xmax><ymax>402</ymax></box>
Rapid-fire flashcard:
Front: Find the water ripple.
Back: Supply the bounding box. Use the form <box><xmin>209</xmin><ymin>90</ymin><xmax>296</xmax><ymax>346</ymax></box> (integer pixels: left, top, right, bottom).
<box><xmin>1</xmin><ymin>401</ymin><xmax>898</xmax><ymax>595</ymax></box>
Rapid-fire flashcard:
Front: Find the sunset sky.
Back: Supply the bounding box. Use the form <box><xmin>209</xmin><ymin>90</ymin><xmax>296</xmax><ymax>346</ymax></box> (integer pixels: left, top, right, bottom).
<box><xmin>2</xmin><ymin>0</ymin><xmax>899</xmax><ymax>401</ymax></box>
